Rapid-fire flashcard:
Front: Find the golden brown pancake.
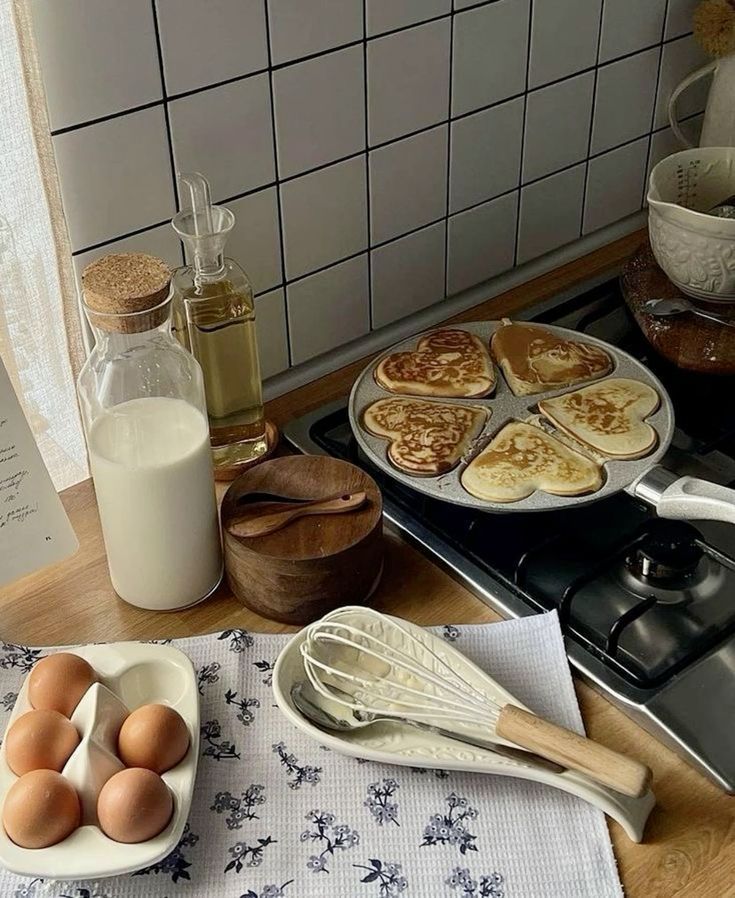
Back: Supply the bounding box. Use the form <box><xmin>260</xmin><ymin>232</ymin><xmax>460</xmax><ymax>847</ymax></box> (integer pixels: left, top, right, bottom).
<box><xmin>538</xmin><ymin>378</ymin><xmax>660</xmax><ymax>459</ymax></box>
<box><xmin>363</xmin><ymin>397</ymin><xmax>488</xmax><ymax>476</ymax></box>
<box><xmin>491</xmin><ymin>320</ymin><xmax>612</xmax><ymax>396</ymax></box>
<box><xmin>375</xmin><ymin>329</ymin><xmax>496</xmax><ymax>398</ymax></box>
<box><xmin>461</xmin><ymin>421</ymin><xmax>602</xmax><ymax>502</ymax></box>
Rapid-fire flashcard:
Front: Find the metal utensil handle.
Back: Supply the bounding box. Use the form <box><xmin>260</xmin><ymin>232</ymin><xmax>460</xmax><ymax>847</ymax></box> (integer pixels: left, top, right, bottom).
<box><xmin>633</xmin><ymin>468</ymin><xmax>735</xmax><ymax>525</ymax></box>
<box><xmin>496</xmin><ymin>705</ymin><xmax>652</xmax><ymax>798</ymax></box>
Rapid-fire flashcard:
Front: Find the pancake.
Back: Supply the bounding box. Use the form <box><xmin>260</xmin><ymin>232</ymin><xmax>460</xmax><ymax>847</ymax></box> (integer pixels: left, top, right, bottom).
<box><xmin>461</xmin><ymin>421</ymin><xmax>603</xmax><ymax>502</ymax></box>
<box><xmin>538</xmin><ymin>378</ymin><xmax>660</xmax><ymax>459</ymax></box>
<box><xmin>491</xmin><ymin>320</ymin><xmax>612</xmax><ymax>396</ymax></box>
<box><xmin>363</xmin><ymin>397</ymin><xmax>488</xmax><ymax>476</ymax></box>
<box><xmin>375</xmin><ymin>329</ymin><xmax>496</xmax><ymax>398</ymax></box>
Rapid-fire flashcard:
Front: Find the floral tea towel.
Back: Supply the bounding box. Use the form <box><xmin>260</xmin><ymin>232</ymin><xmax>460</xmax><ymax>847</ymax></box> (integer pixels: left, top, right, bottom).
<box><xmin>0</xmin><ymin>611</ymin><xmax>624</xmax><ymax>898</ymax></box>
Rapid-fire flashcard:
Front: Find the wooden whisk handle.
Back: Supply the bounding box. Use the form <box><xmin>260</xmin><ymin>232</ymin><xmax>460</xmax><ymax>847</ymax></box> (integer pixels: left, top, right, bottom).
<box><xmin>496</xmin><ymin>705</ymin><xmax>652</xmax><ymax>799</ymax></box>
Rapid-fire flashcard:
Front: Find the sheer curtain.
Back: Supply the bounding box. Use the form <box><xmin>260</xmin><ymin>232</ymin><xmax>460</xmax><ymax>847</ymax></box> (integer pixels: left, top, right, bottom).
<box><xmin>0</xmin><ymin>1</ymin><xmax>87</xmax><ymax>490</ymax></box>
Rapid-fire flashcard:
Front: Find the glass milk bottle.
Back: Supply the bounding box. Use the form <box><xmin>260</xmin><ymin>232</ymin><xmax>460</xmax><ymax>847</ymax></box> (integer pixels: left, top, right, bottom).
<box><xmin>77</xmin><ymin>253</ymin><xmax>222</xmax><ymax>610</ymax></box>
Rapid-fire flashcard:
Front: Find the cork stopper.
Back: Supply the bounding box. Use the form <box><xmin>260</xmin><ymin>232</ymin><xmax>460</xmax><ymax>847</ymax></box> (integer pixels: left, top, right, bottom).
<box><xmin>82</xmin><ymin>253</ymin><xmax>172</xmax><ymax>333</ymax></box>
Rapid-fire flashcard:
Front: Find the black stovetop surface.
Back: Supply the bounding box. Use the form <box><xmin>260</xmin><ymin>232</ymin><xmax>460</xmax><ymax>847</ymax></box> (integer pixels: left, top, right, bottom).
<box><xmin>286</xmin><ymin>280</ymin><xmax>735</xmax><ymax>692</ymax></box>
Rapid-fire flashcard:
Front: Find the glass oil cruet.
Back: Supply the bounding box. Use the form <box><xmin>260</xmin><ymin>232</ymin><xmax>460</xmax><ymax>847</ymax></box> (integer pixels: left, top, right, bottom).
<box><xmin>171</xmin><ymin>172</ymin><xmax>267</xmax><ymax>474</ymax></box>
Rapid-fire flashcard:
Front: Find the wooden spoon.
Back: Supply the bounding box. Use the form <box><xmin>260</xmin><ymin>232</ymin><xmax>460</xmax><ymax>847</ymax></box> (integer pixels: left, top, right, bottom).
<box><xmin>227</xmin><ymin>491</ymin><xmax>368</xmax><ymax>539</ymax></box>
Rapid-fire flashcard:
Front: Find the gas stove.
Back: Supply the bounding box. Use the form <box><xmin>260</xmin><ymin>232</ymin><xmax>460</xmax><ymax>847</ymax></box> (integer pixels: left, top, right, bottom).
<box><xmin>283</xmin><ymin>276</ymin><xmax>735</xmax><ymax>791</ymax></box>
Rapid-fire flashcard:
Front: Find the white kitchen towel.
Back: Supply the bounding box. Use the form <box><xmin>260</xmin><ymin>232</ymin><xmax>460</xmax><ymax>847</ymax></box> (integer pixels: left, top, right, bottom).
<box><xmin>0</xmin><ymin>611</ymin><xmax>623</xmax><ymax>898</ymax></box>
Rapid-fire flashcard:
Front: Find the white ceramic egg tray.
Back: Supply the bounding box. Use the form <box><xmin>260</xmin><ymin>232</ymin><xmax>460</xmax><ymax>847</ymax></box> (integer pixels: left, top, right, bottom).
<box><xmin>0</xmin><ymin>641</ymin><xmax>199</xmax><ymax>880</ymax></box>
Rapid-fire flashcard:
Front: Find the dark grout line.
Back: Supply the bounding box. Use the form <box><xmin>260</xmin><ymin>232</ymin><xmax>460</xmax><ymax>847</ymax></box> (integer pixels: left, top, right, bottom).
<box><xmin>642</xmin><ymin>0</ymin><xmax>670</xmax><ymax>208</ymax></box>
<box><xmin>50</xmin><ymin>100</ymin><xmax>164</xmax><ymax>137</ymax></box>
<box><xmin>218</xmin><ymin>181</ymin><xmax>278</xmax><ymax>206</ymax></box>
<box><xmin>263</xmin><ymin>0</ymin><xmax>292</xmax><ymax>367</ymax></box>
<box><xmin>71</xmin><ymin>218</ymin><xmax>173</xmax><ymax>257</ymax></box>
<box><xmin>513</xmin><ymin>0</ymin><xmax>534</xmax><ymax>267</ymax></box>
<box><xmin>150</xmin><ymin>0</ymin><xmax>180</xmax><ymax>214</ymax></box>
<box><xmin>443</xmin><ymin>6</ymin><xmax>455</xmax><ymax>297</ymax></box>
<box><xmin>579</xmin><ymin>0</ymin><xmax>605</xmax><ymax>240</ymax></box>
<box><xmin>168</xmin><ymin>67</ymin><xmax>270</xmax><ymax>103</ymax></box>
<box><xmin>362</xmin><ymin>0</ymin><xmax>374</xmax><ymax>330</ymax></box>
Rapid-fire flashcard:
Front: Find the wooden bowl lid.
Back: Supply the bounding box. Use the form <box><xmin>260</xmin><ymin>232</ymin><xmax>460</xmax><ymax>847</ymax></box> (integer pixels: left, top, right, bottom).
<box><xmin>221</xmin><ymin>456</ymin><xmax>382</xmax><ymax>561</ymax></box>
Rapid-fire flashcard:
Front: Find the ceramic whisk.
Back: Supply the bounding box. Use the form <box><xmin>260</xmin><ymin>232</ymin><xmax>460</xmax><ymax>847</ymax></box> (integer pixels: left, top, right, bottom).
<box><xmin>300</xmin><ymin>607</ymin><xmax>652</xmax><ymax>799</ymax></box>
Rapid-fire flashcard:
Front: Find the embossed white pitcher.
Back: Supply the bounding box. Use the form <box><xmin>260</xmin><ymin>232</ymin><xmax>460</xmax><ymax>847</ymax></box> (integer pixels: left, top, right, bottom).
<box><xmin>668</xmin><ymin>52</ymin><xmax>735</xmax><ymax>147</ymax></box>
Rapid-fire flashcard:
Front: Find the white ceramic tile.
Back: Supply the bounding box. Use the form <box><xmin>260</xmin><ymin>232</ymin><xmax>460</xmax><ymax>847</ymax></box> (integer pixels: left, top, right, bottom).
<box><xmin>72</xmin><ymin>224</ymin><xmax>183</xmax><ymax>295</ymax></box>
<box><xmin>523</xmin><ymin>72</ymin><xmax>594</xmax><ymax>183</ymax></box>
<box><xmin>155</xmin><ymin>0</ymin><xmax>268</xmax><ymax>96</ymax></box>
<box><xmin>371</xmin><ymin>222</ymin><xmax>446</xmax><ymax>328</ymax></box>
<box><xmin>665</xmin><ymin>0</ymin><xmax>698</xmax><ymax>39</ymax></box>
<box><xmin>31</xmin><ymin>0</ymin><xmax>161</xmax><ymax>131</ymax></box>
<box><xmin>53</xmin><ymin>107</ymin><xmax>175</xmax><ymax>251</ymax></box>
<box><xmin>255</xmin><ymin>288</ymin><xmax>290</xmax><ymax>379</ymax></box>
<box><xmin>366</xmin><ymin>0</ymin><xmax>450</xmax><ymax>36</ymax></box>
<box><xmin>267</xmin><ymin>0</ymin><xmax>363</xmax><ymax>65</ymax></box>
<box><xmin>648</xmin><ymin>114</ymin><xmax>704</xmax><ymax>176</ymax></box>
<box><xmin>583</xmin><ymin>137</ymin><xmax>648</xmax><ymax>234</ymax></box>
<box><xmin>450</xmin><ymin>96</ymin><xmax>523</xmax><ymax>213</ymax></box>
<box><xmin>599</xmin><ymin>0</ymin><xmax>666</xmax><ymax>63</ymax></box>
<box><xmin>367</xmin><ymin>19</ymin><xmax>451</xmax><ymax>145</ymax></box>
<box><xmin>529</xmin><ymin>0</ymin><xmax>602</xmax><ymax>89</ymax></box>
<box><xmin>517</xmin><ymin>164</ymin><xmax>586</xmax><ymax>264</ymax></box>
<box><xmin>280</xmin><ymin>157</ymin><xmax>368</xmax><ymax>279</ymax></box>
<box><xmin>452</xmin><ymin>0</ymin><xmax>530</xmax><ymax>117</ymax></box>
<box><xmin>447</xmin><ymin>192</ymin><xmax>517</xmax><ymax>295</ymax></box>
<box><xmin>655</xmin><ymin>35</ymin><xmax>710</xmax><ymax>129</ymax></box>
<box><xmin>274</xmin><ymin>46</ymin><xmax>365</xmax><ymax>178</ymax></box>
<box><xmin>591</xmin><ymin>48</ymin><xmax>659</xmax><ymax>154</ymax></box>
<box><xmin>287</xmin><ymin>255</ymin><xmax>370</xmax><ymax>364</ymax></box>
<box><xmin>227</xmin><ymin>188</ymin><xmax>282</xmax><ymax>294</ymax></box>
<box><xmin>370</xmin><ymin>126</ymin><xmax>447</xmax><ymax>245</ymax></box>
<box><xmin>169</xmin><ymin>75</ymin><xmax>275</xmax><ymax>202</ymax></box>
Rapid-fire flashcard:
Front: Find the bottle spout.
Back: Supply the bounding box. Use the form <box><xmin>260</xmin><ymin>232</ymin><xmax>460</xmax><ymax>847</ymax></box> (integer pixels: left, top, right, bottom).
<box><xmin>172</xmin><ymin>171</ymin><xmax>234</xmax><ymax>279</ymax></box>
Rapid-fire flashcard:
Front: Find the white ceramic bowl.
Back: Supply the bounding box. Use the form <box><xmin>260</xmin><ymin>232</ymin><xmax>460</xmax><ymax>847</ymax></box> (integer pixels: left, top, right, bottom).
<box><xmin>0</xmin><ymin>642</ymin><xmax>199</xmax><ymax>880</ymax></box>
<box><xmin>647</xmin><ymin>147</ymin><xmax>735</xmax><ymax>301</ymax></box>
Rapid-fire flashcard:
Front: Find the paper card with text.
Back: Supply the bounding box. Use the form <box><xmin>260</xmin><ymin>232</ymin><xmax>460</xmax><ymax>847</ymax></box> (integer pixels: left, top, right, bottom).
<box><xmin>0</xmin><ymin>357</ymin><xmax>78</xmax><ymax>587</ymax></box>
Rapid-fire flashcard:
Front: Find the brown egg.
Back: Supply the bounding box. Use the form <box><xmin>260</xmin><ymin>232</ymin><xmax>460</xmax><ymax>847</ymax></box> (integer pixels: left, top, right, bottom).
<box><xmin>2</xmin><ymin>770</ymin><xmax>80</xmax><ymax>848</ymax></box>
<box><xmin>28</xmin><ymin>653</ymin><xmax>95</xmax><ymax>718</ymax></box>
<box><xmin>97</xmin><ymin>768</ymin><xmax>173</xmax><ymax>843</ymax></box>
<box><xmin>5</xmin><ymin>709</ymin><xmax>80</xmax><ymax>776</ymax></box>
<box><xmin>117</xmin><ymin>704</ymin><xmax>189</xmax><ymax>774</ymax></box>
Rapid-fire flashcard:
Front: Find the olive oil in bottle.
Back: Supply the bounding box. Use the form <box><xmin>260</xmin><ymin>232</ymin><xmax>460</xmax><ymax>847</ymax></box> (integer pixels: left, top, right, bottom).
<box><xmin>172</xmin><ymin>172</ymin><xmax>267</xmax><ymax>470</ymax></box>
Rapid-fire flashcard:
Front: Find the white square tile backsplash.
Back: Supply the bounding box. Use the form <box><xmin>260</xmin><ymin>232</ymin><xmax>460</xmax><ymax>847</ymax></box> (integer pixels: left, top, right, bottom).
<box><xmin>369</xmin><ymin>126</ymin><xmax>447</xmax><ymax>245</ymax></box>
<box><xmin>523</xmin><ymin>72</ymin><xmax>595</xmax><ymax>183</ymax></box>
<box><xmin>367</xmin><ymin>18</ymin><xmax>450</xmax><ymax>145</ymax></box>
<box><xmin>30</xmin><ymin>0</ymin><xmax>162</xmax><ymax>131</ymax></box>
<box><xmin>280</xmin><ymin>156</ymin><xmax>367</xmax><ymax>280</ymax></box>
<box><xmin>371</xmin><ymin>222</ymin><xmax>446</xmax><ymax>329</ymax></box>
<box><xmin>529</xmin><ymin>0</ymin><xmax>602</xmax><ymax>89</ymax></box>
<box><xmin>32</xmin><ymin>0</ymin><xmax>707</xmax><ymax>379</ymax></box>
<box><xmin>366</xmin><ymin>0</ymin><xmax>450</xmax><ymax>37</ymax></box>
<box><xmin>452</xmin><ymin>0</ymin><xmax>530</xmax><ymax>117</ymax></box>
<box><xmin>517</xmin><ymin>164</ymin><xmax>586</xmax><ymax>265</ymax></box>
<box><xmin>155</xmin><ymin>0</ymin><xmax>268</xmax><ymax>97</ymax></box>
<box><xmin>169</xmin><ymin>75</ymin><xmax>275</xmax><ymax>203</ymax></box>
<box><xmin>591</xmin><ymin>47</ymin><xmax>660</xmax><ymax>154</ymax></box>
<box><xmin>267</xmin><ymin>0</ymin><xmax>363</xmax><ymax>65</ymax></box>
<box><xmin>273</xmin><ymin>45</ymin><xmax>365</xmax><ymax>179</ymax></box>
<box><xmin>449</xmin><ymin>96</ymin><xmax>524</xmax><ymax>214</ymax></box>
<box><xmin>287</xmin><ymin>255</ymin><xmax>370</xmax><ymax>364</ymax></box>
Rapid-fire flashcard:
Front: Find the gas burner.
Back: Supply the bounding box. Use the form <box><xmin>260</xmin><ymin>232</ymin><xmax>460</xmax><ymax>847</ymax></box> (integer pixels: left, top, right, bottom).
<box><xmin>625</xmin><ymin>521</ymin><xmax>703</xmax><ymax>587</ymax></box>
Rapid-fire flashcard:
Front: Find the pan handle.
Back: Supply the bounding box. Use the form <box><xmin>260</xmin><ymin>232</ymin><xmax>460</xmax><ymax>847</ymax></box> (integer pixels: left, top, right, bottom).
<box><xmin>632</xmin><ymin>467</ymin><xmax>735</xmax><ymax>524</ymax></box>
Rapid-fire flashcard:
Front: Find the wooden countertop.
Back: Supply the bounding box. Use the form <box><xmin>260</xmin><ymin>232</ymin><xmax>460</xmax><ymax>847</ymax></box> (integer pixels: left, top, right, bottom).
<box><xmin>2</xmin><ymin>232</ymin><xmax>733</xmax><ymax>897</ymax></box>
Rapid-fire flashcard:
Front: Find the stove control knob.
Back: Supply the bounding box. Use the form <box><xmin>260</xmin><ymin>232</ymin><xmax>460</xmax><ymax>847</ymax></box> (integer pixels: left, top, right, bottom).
<box><xmin>630</xmin><ymin>520</ymin><xmax>702</xmax><ymax>582</ymax></box>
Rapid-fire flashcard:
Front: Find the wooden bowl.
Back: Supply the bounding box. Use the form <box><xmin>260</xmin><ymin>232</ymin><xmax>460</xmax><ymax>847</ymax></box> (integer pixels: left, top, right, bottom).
<box><xmin>221</xmin><ymin>456</ymin><xmax>384</xmax><ymax>624</ymax></box>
